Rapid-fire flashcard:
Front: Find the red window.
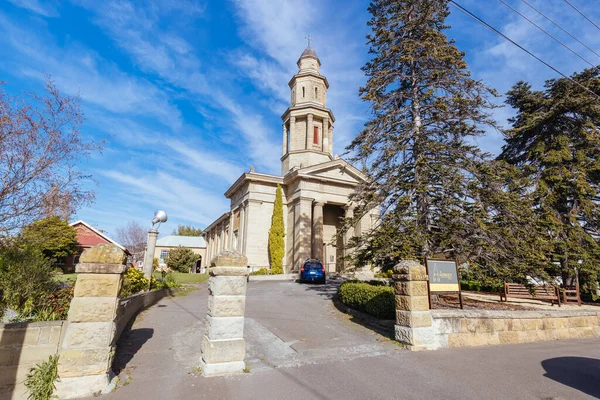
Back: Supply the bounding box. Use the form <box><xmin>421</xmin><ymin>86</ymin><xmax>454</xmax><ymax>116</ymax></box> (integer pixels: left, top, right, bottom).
<box><xmin>313</xmin><ymin>126</ymin><xmax>319</xmax><ymax>144</ymax></box>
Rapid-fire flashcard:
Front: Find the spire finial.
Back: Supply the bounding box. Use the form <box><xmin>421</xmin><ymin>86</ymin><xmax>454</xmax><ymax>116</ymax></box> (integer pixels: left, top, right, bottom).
<box><xmin>305</xmin><ymin>35</ymin><xmax>312</xmax><ymax>48</ymax></box>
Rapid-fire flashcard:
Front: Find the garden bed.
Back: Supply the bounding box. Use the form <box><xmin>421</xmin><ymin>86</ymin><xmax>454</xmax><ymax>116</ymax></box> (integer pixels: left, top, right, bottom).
<box><xmin>431</xmin><ymin>293</ymin><xmax>536</xmax><ymax>311</ymax></box>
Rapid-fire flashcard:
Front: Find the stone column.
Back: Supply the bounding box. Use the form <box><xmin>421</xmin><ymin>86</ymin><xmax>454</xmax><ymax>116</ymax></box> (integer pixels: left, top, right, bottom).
<box><xmin>307</xmin><ymin>113</ymin><xmax>313</xmax><ymax>148</ymax></box>
<box><xmin>393</xmin><ymin>260</ymin><xmax>435</xmax><ymax>351</ymax></box>
<box><xmin>282</xmin><ymin>123</ymin><xmax>287</xmax><ymax>156</ymax></box>
<box><xmin>200</xmin><ymin>250</ymin><xmax>249</xmax><ymax>376</ymax></box>
<box><xmin>329</xmin><ymin>126</ymin><xmax>333</xmax><ymax>154</ymax></box>
<box><xmin>143</xmin><ymin>229</ymin><xmax>158</xmax><ymax>279</ymax></box>
<box><xmin>289</xmin><ymin>116</ymin><xmax>296</xmax><ymax>147</ymax></box>
<box><xmin>56</xmin><ymin>244</ymin><xmax>127</xmax><ymax>399</ymax></box>
<box><xmin>312</xmin><ymin>202</ymin><xmax>324</xmax><ymax>261</ymax></box>
<box><xmin>227</xmin><ymin>212</ymin><xmax>234</xmax><ymax>249</ymax></box>
<box><xmin>323</xmin><ymin>117</ymin><xmax>329</xmax><ymax>153</ymax></box>
<box><xmin>343</xmin><ymin>205</ymin><xmax>355</xmax><ymax>271</ymax></box>
<box><xmin>239</xmin><ymin>204</ymin><xmax>246</xmax><ymax>252</ymax></box>
<box><xmin>294</xmin><ymin>197</ymin><xmax>313</xmax><ymax>269</ymax></box>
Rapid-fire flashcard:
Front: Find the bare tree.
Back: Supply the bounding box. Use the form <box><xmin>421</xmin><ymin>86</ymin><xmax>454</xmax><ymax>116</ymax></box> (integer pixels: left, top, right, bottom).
<box><xmin>0</xmin><ymin>78</ymin><xmax>102</xmax><ymax>235</ymax></box>
<box><xmin>115</xmin><ymin>221</ymin><xmax>147</xmax><ymax>262</ymax></box>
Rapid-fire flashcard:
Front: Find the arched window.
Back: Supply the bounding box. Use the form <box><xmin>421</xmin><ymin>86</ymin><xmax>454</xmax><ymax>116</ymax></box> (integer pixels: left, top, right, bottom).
<box><xmin>302</xmin><ymin>87</ymin><xmax>305</xmax><ymax>98</ymax></box>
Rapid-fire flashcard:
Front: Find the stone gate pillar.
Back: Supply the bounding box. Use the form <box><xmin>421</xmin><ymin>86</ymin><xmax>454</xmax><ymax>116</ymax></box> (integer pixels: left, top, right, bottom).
<box><xmin>200</xmin><ymin>250</ymin><xmax>249</xmax><ymax>376</ymax></box>
<box><xmin>393</xmin><ymin>260</ymin><xmax>435</xmax><ymax>351</ymax></box>
<box><xmin>56</xmin><ymin>244</ymin><xmax>127</xmax><ymax>398</ymax></box>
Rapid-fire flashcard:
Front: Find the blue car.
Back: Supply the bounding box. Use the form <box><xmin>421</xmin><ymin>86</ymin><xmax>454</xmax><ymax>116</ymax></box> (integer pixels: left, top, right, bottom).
<box><xmin>299</xmin><ymin>259</ymin><xmax>326</xmax><ymax>284</ymax></box>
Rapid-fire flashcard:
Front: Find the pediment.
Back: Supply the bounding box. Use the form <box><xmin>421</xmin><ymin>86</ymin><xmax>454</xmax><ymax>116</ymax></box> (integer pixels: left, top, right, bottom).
<box><xmin>297</xmin><ymin>159</ymin><xmax>367</xmax><ymax>185</ymax></box>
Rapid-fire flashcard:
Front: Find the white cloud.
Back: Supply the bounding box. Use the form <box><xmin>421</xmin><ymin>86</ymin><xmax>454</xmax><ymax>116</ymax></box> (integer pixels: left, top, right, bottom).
<box><xmin>6</xmin><ymin>0</ymin><xmax>58</xmax><ymax>17</ymax></box>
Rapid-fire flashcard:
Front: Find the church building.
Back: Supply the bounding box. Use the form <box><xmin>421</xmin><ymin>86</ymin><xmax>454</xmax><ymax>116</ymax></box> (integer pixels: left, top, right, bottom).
<box><xmin>203</xmin><ymin>45</ymin><xmax>378</xmax><ymax>273</ymax></box>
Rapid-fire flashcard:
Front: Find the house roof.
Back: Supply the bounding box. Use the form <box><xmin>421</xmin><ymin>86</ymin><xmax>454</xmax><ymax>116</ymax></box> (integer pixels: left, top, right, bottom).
<box><xmin>155</xmin><ymin>235</ymin><xmax>206</xmax><ymax>248</ymax></box>
<box><xmin>69</xmin><ymin>220</ymin><xmax>129</xmax><ymax>254</ymax></box>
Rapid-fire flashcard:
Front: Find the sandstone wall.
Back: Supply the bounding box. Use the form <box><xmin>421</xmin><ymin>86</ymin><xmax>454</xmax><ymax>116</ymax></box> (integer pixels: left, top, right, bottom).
<box><xmin>432</xmin><ymin>310</ymin><xmax>600</xmax><ymax>349</ymax></box>
<box><xmin>0</xmin><ymin>321</ymin><xmax>66</xmax><ymax>399</ymax></box>
<box><xmin>115</xmin><ymin>289</ymin><xmax>170</xmax><ymax>340</ymax></box>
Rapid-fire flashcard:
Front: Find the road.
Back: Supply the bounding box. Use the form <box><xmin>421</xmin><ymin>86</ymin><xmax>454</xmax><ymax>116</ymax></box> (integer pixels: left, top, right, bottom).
<box><xmin>96</xmin><ymin>280</ymin><xmax>600</xmax><ymax>400</ymax></box>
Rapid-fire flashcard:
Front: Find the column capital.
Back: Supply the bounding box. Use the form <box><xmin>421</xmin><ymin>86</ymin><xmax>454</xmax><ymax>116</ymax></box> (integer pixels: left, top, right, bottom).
<box><xmin>313</xmin><ymin>201</ymin><xmax>325</xmax><ymax>207</ymax></box>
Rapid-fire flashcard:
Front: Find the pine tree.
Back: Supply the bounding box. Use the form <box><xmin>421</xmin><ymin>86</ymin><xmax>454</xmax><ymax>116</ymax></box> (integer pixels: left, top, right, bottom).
<box><xmin>349</xmin><ymin>0</ymin><xmax>498</xmax><ymax>260</ymax></box>
<box><xmin>268</xmin><ymin>184</ymin><xmax>285</xmax><ymax>274</ymax></box>
<box><xmin>500</xmin><ymin>68</ymin><xmax>600</xmax><ymax>296</ymax></box>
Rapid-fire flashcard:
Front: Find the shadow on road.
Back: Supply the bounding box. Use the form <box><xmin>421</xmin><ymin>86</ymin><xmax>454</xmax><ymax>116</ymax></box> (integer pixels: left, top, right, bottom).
<box><xmin>542</xmin><ymin>356</ymin><xmax>600</xmax><ymax>399</ymax></box>
<box><xmin>301</xmin><ymin>280</ymin><xmax>340</xmax><ymax>299</ymax></box>
<box><xmin>112</xmin><ymin>328</ymin><xmax>154</xmax><ymax>374</ymax></box>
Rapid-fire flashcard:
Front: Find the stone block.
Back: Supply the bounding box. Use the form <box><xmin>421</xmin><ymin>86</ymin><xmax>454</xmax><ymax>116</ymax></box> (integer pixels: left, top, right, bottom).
<box><xmin>38</xmin><ymin>326</ymin><xmax>51</xmax><ymax>344</ymax></box>
<box><xmin>210</xmin><ymin>250</ymin><xmax>248</xmax><ymax>268</ymax></box>
<box><xmin>568</xmin><ymin>327</ymin><xmax>596</xmax><ymax>339</ymax></box>
<box><xmin>208</xmin><ymin>276</ymin><xmax>247</xmax><ymax>296</ymax></box>
<box><xmin>74</xmin><ymin>274</ymin><xmax>122</xmax><ymax>297</ymax></box>
<box><xmin>433</xmin><ymin>317</ymin><xmax>453</xmax><ymax>334</ymax></box>
<box><xmin>393</xmin><ymin>260</ymin><xmax>426</xmax><ymax>276</ymax></box>
<box><xmin>205</xmin><ymin>316</ymin><xmax>244</xmax><ymax>340</ymax></box>
<box><xmin>0</xmin><ymin>327</ymin><xmax>40</xmax><ymax>346</ymax></box>
<box><xmin>543</xmin><ymin>318</ymin><xmax>568</xmax><ymax>330</ymax></box>
<box><xmin>201</xmin><ymin>336</ymin><xmax>245</xmax><ymax>364</ymax></box>
<box><xmin>58</xmin><ymin>348</ymin><xmax>112</xmax><ymax>378</ymax></box>
<box><xmin>517</xmin><ymin>330</ymin><xmax>546</xmax><ymax>343</ymax></box>
<box><xmin>55</xmin><ymin>374</ymin><xmax>110</xmax><ymax>399</ymax></box>
<box><xmin>395</xmin><ymin>325</ymin><xmax>435</xmax><ymax>349</ymax></box>
<box><xmin>199</xmin><ymin>360</ymin><xmax>245</xmax><ymax>377</ymax></box>
<box><xmin>209</xmin><ymin>266</ymin><xmax>250</xmax><ymax>277</ymax></box>
<box><xmin>493</xmin><ymin>319</ymin><xmax>509</xmax><ymax>332</ymax></box>
<box><xmin>512</xmin><ymin>319</ymin><xmax>539</xmax><ymax>331</ymax></box>
<box><xmin>79</xmin><ymin>244</ymin><xmax>127</xmax><ymax>265</ymax></box>
<box><xmin>17</xmin><ymin>345</ymin><xmax>58</xmax><ymax>365</ymax></box>
<box><xmin>207</xmin><ymin>295</ymin><xmax>246</xmax><ymax>318</ymax></box>
<box><xmin>447</xmin><ymin>333</ymin><xmax>490</xmax><ymax>348</ymax></box>
<box><xmin>568</xmin><ymin>316</ymin><xmax>595</xmax><ymax>328</ymax></box>
<box><xmin>49</xmin><ymin>326</ymin><xmax>62</xmax><ymax>345</ymax></box>
<box><xmin>63</xmin><ymin>322</ymin><xmax>114</xmax><ymax>349</ymax></box>
<box><xmin>498</xmin><ymin>331</ymin><xmax>519</xmax><ymax>344</ymax></box>
<box><xmin>396</xmin><ymin>310</ymin><xmax>432</xmax><ymax>328</ymax></box>
<box><xmin>546</xmin><ymin>329</ymin><xmax>571</xmax><ymax>341</ymax></box>
<box><xmin>67</xmin><ymin>297</ymin><xmax>118</xmax><ymax>322</ymax></box>
<box><xmin>395</xmin><ymin>295</ymin><xmax>429</xmax><ymax>312</ymax></box>
<box><xmin>393</xmin><ymin>281</ymin><xmax>428</xmax><ymax>297</ymax></box>
<box><xmin>461</xmin><ymin>318</ymin><xmax>495</xmax><ymax>334</ymax></box>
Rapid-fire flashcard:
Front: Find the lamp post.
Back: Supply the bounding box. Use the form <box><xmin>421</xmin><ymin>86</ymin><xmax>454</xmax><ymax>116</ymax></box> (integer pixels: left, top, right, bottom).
<box><xmin>143</xmin><ymin>210</ymin><xmax>168</xmax><ymax>280</ymax></box>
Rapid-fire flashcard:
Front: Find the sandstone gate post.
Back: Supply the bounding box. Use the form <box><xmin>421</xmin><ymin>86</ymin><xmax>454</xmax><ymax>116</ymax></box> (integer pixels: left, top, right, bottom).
<box><xmin>393</xmin><ymin>260</ymin><xmax>436</xmax><ymax>350</ymax></box>
<box><xmin>200</xmin><ymin>250</ymin><xmax>249</xmax><ymax>376</ymax></box>
<box><xmin>55</xmin><ymin>244</ymin><xmax>127</xmax><ymax>398</ymax></box>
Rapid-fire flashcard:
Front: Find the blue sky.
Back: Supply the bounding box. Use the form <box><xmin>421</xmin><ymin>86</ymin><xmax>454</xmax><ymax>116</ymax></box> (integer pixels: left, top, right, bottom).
<box><xmin>1</xmin><ymin>0</ymin><xmax>599</xmax><ymax>237</ymax></box>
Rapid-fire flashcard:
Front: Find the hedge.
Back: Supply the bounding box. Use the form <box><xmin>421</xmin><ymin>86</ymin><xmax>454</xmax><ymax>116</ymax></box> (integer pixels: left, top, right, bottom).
<box><xmin>338</xmin><ymin>281</ymin><xmax>395</xmax><ymax>320</ymax></box>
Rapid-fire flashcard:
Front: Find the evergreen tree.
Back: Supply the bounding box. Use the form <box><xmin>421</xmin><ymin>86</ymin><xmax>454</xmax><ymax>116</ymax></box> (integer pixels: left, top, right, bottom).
<box><xmin>268</xmin><ymin>184</ymin><xmax>285</xmax><ymax>274</ymax></box>
<box><xmin>20</xmin><ymin>216</ymin><xmax>77</xmax><ymax>260</ymax></box>
<box><xmin>172</xmin><ymin>224</ymin><xmax>202</xmax><ymax>236</ymax></box>
<box><xmin>164</xmin><ymin>247</ymin><xmax>199</xmax><ymax>273</ymax></box>
<box><xmin>500</xmin><ymin>68</ymin><xmax>600</xmax><ymax>295</ymax></box>
<box><xmin>349</xmin><ymin>0</ymin><xmax>498</xmax><ymax>260</ymax></box>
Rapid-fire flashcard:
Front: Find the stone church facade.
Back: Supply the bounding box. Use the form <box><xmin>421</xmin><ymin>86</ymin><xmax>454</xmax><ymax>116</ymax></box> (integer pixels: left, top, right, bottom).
<box><xmin>203</xmin><ymin>46</ymin><xmax>378</xmax><ymax>272</ymax></box>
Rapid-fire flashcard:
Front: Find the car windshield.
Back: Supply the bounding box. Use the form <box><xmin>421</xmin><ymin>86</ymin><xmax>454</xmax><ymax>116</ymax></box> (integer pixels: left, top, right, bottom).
<box><xmin>304</xmin><ymin>262</ymin><xmax>322</xmax><ymax>269</ymax></box>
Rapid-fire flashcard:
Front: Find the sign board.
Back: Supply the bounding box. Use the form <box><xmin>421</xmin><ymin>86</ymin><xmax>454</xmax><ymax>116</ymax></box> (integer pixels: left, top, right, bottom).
<box><xmin>426</xmin><ymin>259</ymin><xmax>460</xmax><ymax>292</ymax></box>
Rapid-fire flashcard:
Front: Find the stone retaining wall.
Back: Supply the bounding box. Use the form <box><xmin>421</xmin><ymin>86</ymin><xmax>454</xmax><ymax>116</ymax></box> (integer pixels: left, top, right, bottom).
<box><xmin>432</xmin><ymin>310</ymin><xmax>600</xmax><ymax>349</ymax></box>
<box><xmin>115</xmin><ymin>289</ymin><xmax>171</xmax><ymax>340</ymax></box>
<box><xmin>0</xmin><ymin>321</ymin><xmax>66</xmax><ymax>399</ymax></box>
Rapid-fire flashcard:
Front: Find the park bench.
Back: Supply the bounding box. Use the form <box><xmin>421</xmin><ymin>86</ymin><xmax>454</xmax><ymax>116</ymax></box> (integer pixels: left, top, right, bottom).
<box><xmin>500</xmin><ymin>283</ymin><xmax>561</xmax><ymax>306</ymax></box>
<box><xmin>561</xmin><ymin>285</ymin><xmax>581</xmax><ymax>306</ymax></box>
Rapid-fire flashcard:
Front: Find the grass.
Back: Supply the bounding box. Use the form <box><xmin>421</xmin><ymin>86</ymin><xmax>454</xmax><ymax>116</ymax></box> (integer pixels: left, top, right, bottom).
<box><xmin>153</xmin><ymin>272</ymin><xmax>209</xmax><ymax>284</ymax></box>
<box><xmin>53</xmin><ymin>272</ymin><xmax>208</xmax><ymax>285</ymax></box>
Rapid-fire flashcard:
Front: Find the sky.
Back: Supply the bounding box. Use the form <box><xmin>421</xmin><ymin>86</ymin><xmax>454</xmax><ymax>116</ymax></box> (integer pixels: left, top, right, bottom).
<box><xmin>1</xmin><ymin>0</ymin><xmax>600</xmax><ymax>237</ymax></box>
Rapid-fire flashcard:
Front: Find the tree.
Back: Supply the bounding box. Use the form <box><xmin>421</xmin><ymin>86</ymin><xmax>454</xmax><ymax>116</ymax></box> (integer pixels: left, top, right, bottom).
<box><xmin>164</xmin><ymin>246</ymin><xmax>199</xmax><ymax>273</ymax></box>
<box><xmin>20</xmin><ymin>216</ymin><xmax>77</xmax><ymax>260</ymax></box>
<box><xmin>115</xmin><ymin>221</ymin><xmax>147</xmax><ymax>262</ymax></box>
<box><xmin>172</xmin><ymin>224</ymin><xmax>202</xmax><ymax>236</ymax></box>
<box><xmin>268</xmin><ymin>184</ymin><xmax>285</xmax><ymax>274</ymax></box>
<box><xmin>347</xmin><ymin>0</ymin><xmax>498</xmax><ymax>261</ymax></box>
<box><xmin>500</xmin><ymin>68</ymin><xmax>600</xmax><ymax>295</ymax></box>
<box><xmin>0</xmin><ymin>78</ymin><xmax>101</xmax><ymax>235</ymax></box>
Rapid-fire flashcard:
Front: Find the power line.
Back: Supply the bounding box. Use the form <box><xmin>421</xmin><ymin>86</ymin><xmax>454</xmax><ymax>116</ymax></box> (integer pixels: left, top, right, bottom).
<box><xmin>562</xmin><ymin>0</ymin><xmax>600</xmax><ymax>33</ymax></box>
<box><xmin>521</xmin><ymin>0</ymin><xmax>600</xmax><ymax>60</ymax></box>
<box><xmin>449</xmin><ymin>0</ymin><xmax>600</xmax><ymax>101</ymax></box>
<box><xmin>498</xmin><ymin>0</ymin><xmax>594</xmax><ymax>67</ymax></box>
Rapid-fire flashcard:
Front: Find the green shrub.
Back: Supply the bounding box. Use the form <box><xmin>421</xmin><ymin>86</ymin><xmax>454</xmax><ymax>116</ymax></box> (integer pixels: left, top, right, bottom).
<box><xmin>44</xmin><ymin>286</ymin><xmax>74</xmax><ymax>320</ymax></box>
<box><xmin>338</xmin><ymin>281</ymin><xmax>395</xmax><ymax>319</ymax></box>
<box><xmin>165</xmin><ymin>247</ymin><xmax>199</xmax><ymax>273</ymax></box>
<box><xmin>250</xmin><ymin>268</ymin><xmax>271</xmax><ymax>275</ymax></box>
<box><xmin>120</xmin><ymin>268</ymin><xmax>149</xmax><ymax>297</ymax></box>
<box><xmin>24</xmin><ymin>355</ymin><xmax>59</xmax><ymax>400</ymax></box>
<box><xmin>0</xmin><ymin>244</ymin><xmax>56</xmax><ymax>315</ymax></box>
<box><xmin>374</xmin><ymin>269</ymin><xmax>394</xmax><ymax>279</ymax></box>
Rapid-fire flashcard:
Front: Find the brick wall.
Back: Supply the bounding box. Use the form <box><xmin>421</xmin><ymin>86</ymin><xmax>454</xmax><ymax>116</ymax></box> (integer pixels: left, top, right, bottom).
<box><xmin>432</xmin><ymin>310</ymin><xmax>600</xmax><ymax>349</ymax></box>
<box><xmin>0</xmin><ymin>321</ymin><xmax>66</xmax><ymax>399</ymax></box>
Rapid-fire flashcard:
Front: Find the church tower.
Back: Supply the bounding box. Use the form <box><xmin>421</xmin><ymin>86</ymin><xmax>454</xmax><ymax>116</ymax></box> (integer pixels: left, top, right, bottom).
<box><xmin>281</xmin><ymin>44</ymin><xmax>335</xmax><ymax>175</ymax></box>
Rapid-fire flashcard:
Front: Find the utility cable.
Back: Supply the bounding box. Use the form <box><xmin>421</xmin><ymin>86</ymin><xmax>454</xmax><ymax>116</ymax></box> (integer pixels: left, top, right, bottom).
<box><xmin>562</xmin><ymin>0</ymin><xmax>600</xmax><ymax>33</ymax></box>
<box><xmin>449</xmin><ymin>0</ymin><xmax>600</xmax><ymax>101</ymax></box>
<box><xmin>499</xmin><ymin>0</ymin><xmax>594</xmax><ymax>67</ymax></box>
<box><xmin>521</xmin><ymin>0</ymin><xmax>600</xmax><ymax>60</ymax></box>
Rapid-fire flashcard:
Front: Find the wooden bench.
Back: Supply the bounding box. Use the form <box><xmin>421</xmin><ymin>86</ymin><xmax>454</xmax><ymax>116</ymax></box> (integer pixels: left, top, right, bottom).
<box><xmin>561</xmin><ymin>285</ymin><xmax>582</xmax><ymax>306</ymax></box>
<box><xmin>500</xmin><ymin>283</ymin><xmax>561</xmax><ymax>306</ymax></box>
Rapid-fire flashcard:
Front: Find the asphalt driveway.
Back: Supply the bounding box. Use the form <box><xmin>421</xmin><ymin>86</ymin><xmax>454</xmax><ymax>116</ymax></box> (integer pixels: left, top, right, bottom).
<box><xmin>96</xmin><ymin>280</ymin><xmax>600</xmax><ymax>400</ymax></box>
